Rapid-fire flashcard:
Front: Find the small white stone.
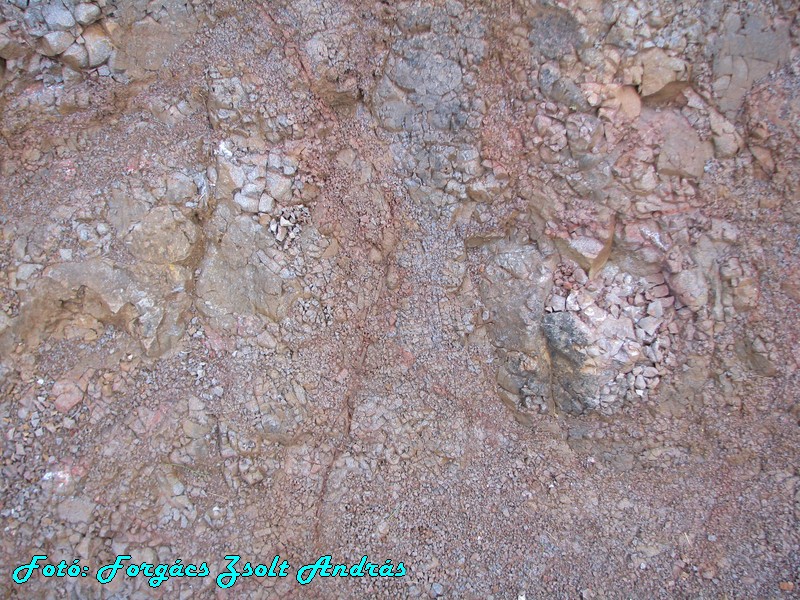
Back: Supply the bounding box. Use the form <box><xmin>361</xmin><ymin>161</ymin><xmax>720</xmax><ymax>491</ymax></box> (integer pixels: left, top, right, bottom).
<box><xmin>566</xmin><ymin>293</ymin><xmax>580</xmax><ymax>312</ymax></box>
<box><xmin>549</xmin><ymin>295</ymin><xmax>566</xmax><ymax>312</ymax></box>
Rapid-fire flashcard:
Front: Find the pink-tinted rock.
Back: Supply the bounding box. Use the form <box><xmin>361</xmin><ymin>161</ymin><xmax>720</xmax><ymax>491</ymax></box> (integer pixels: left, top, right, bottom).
<box><xmin>52</xmin><ymin>380</ymin><xmax>84</xmax><ymax>413</ymax></box>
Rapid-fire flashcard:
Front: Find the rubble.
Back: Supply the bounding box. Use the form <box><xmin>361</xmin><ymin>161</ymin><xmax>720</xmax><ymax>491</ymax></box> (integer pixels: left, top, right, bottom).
<box><xmin>0</xmin><ymin>0</ymin><xmax>798</xmax><ymax>597</ymax></box>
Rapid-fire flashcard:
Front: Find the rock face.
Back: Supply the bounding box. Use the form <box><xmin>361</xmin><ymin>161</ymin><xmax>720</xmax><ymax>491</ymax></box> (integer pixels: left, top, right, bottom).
<box><xmin>194</xmin><ymin>210</ymin><xmax>289</xmax><ymax>332</ymax></box>
<box><xmin>710</xmin><ymin>12</ymin><xmax>792</xmax><ymax>117</ymax></box>
<box><xmin>113</xmin><ymin>15</ymin><xmax>196</xmax><ymax>73</ymax></box>
<box><xmin>0</xmin><ymin>1</ymin><xmax>798</xmax><ymax>599</ymax></box>
<box><xmin>528</xmin><ymin>5</ymin><xmax>584</xmax><ymax>60</ymax></box>
<box><xmin>126</xmin><ymin>206</ymin><xmax>199</xmax><ymax>265</ymax></box>
<box><xmin>654</xmin><ymin>112</ymin><xmax>714</xmax><ymax>179</ymax></box>
<box><xmin>638</xmin><ymin>48</ymin><xmax>688</xmax><ymax>97</ymax></box>
<box><xmin>41</xmin><ymin>258</ymin><xmax>194</xmax><ymax>357</ymax></box>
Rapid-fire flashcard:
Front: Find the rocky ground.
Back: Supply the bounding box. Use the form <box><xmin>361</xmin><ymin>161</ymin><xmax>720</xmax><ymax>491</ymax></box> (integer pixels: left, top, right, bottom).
<box><xmin>0</xmin><ymin>0</ymin><xmax>799</xmax><ymax>598</ymax></box>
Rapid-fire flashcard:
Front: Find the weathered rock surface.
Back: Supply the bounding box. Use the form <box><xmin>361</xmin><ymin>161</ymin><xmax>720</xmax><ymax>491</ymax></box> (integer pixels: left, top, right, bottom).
<box><xmin>710</xmin><ymin>12</ymin><xmax>792</xmax><ymax>117</ymax></box>
<box><xmin>126</xmin><ymin>206</ymin><xmax>199</xmax><ymax>265</ymax></box>
<box><xmin>0</xmin><ymin>1</ymin><xmax>798</xmax><ymax>598</ymax></box>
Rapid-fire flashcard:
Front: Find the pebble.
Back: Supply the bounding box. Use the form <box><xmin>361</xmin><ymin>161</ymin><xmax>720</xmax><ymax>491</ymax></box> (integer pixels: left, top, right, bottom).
<box><xmin>16</xmin><ymin>263</ymin><xmax>42</xmax><ymax>281</ymax></box>
<box><xmin>566</xmin><ymin>293</ymin><xmax>580</xmax><ymax>311</ymax></box>
<box><xmin>642</xmin><ymin>366</ymin><xmax>659</xmax><ymax>378</ymax></box>
<box><xmin>234</xmin><ymin>191</ymin><xmax>259</xmax><ymax>213</ymax></box>
<box><xmin>258</xmin><ymin>194</ymin><xmax>274</xmax><ymax>214</ymax></box>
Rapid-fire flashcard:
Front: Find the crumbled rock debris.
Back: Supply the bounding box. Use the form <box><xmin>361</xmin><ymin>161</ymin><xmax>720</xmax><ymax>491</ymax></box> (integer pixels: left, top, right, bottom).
<box><xmin>0</xmin><ymin>0</ymin><xmax>799</xmax><ymax>597</ymax></box>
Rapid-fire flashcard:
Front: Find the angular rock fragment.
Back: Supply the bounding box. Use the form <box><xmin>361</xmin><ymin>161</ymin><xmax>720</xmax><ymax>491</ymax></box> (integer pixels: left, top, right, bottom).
<box><xmin>42</xmin><ymin>2</ymin><xmax>76</xmax><ymax>31</ymax></box>
<box><xmin>637</xmin><ymin>48</ymin><xmax>688</xmax><ymax>98</ymax></box>
<box><xmin>111</xmin><ymin>10</ymin><xmax>198</xmax><ymax>75</ymax></box>
<box><xmin>52</xmin><ymin>380</ymin><xmax>84</xmax><ymax>413</ymax></box>
<box><xmin>74</xmin><ymin>3</ymin><xmax>101</xmax><ymax>26</ymax></box>
<box><xmin>57</xmin><ymin>497</ymin><xmax>96</xmax><ymax>525</ymax></box>
<box><xmin>655</xmin><ymin>112</ymin><xmax>713</xmax><ymax>179</ymax></box>
<box><xmin>82</xmin><ymin>24</ymin><xmax>114</xmax><ymax>67</ymax></box>
<box><xmin>60</xmin><ymin>42</ymin><xmax>89</xmax><ymax>69</ymax></box>
<box><xmin>668</xmin><ymin>268</ymin><xmax>708</xmax><ymax>311</ymax></box>
<box><xmin>166</xmin><ymin>172</ymin><xmax>197</xmax><ymax>205</ymax></box>
<box><xmin>40</xmin><ymin>31</ymin><xmax>74</xmax><ymax>56</ymax></box>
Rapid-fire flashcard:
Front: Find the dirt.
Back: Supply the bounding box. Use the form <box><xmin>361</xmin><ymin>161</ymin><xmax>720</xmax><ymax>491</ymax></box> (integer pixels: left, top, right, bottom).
<box><xmin>0</xmin><ymin>0</ymin><xmax>798</xmax><ymax>598</ymax></box>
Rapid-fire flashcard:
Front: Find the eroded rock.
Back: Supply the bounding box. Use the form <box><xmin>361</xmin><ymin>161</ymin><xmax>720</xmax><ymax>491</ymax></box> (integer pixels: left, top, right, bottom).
<box><xmin>82</xmin><ymin>24</ymin><xmax>114</xmax><ymax>68</ymax></box>
<box><xmin>653</xmin><ymin>111</ymin><xmax>713</xmax><ymax>179</ymax></box>
<box><xmin>126</xmin><ymin>206</ymin><xmax>200</xmax><ymax>265</ymax></box>
<box><xmin>710</xmin><ymin>12</ymin><xmax>792</xmax><ymax>117</ymax></box>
